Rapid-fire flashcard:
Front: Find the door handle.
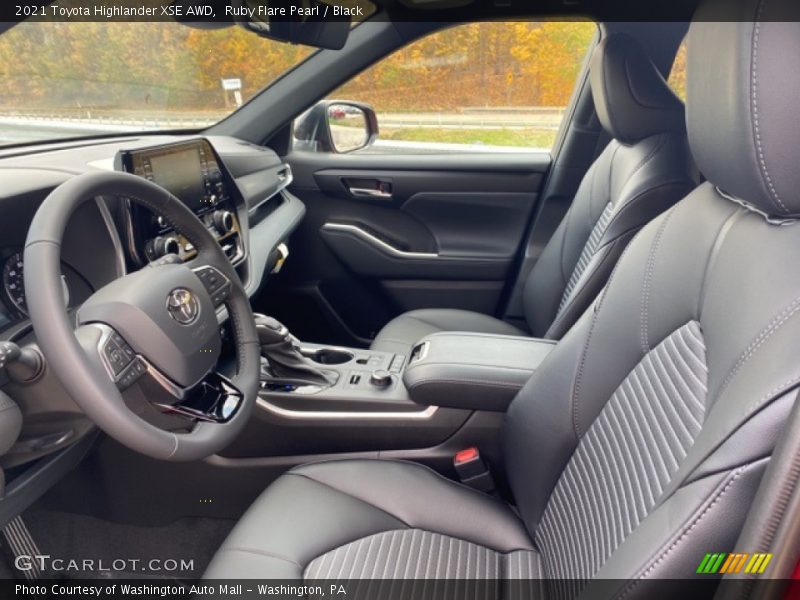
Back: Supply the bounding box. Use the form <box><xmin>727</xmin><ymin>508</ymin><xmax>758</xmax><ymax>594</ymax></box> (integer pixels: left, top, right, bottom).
<box><xmin>348</xmin><ymin>187</ymin><xmax>392</xmax><ymax>200</ymax></box>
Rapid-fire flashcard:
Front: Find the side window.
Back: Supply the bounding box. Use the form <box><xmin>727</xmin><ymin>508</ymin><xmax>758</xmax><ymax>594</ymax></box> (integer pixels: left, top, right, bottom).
<box><xmin>294</xmin><ymin>21</ymin><xmax>597</xmax><ymax>155</ymax></box>
<box><xmin>668</xmin><ymin>38</ymin><xmax>688</xmax><ymax>102</ymax></box>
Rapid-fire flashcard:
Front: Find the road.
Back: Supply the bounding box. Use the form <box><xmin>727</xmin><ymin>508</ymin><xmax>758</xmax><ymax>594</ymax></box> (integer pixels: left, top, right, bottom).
<box><xmin>0</xmin><ymin>118</ymin><xmax>155</xmax><ymax>144</ymax></box>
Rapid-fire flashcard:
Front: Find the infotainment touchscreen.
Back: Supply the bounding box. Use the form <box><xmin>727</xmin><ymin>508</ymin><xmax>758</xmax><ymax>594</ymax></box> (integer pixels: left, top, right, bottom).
<box><xmin>143</xmin><ymin>146</ymin><xmax>206</xmax><ymax>210</ymax></box>
<box><xmin>116</xmin><ymin>139</ymin><xmax>243</xmax><ymax>266</ymax></box>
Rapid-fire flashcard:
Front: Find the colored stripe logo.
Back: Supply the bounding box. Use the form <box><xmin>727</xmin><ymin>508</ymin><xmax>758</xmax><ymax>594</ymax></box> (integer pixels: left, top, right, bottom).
<box><xmin>696</xmin><ymin>552</ymin><xmax>773</xmax><ymax>574</ymax></box>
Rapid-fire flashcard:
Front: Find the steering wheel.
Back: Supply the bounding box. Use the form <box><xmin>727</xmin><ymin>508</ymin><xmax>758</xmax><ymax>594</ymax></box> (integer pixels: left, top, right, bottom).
<box><xmin>23</xmin><ymin>171</ymin><xmax>260</xmax><ymax>461</ymax></box>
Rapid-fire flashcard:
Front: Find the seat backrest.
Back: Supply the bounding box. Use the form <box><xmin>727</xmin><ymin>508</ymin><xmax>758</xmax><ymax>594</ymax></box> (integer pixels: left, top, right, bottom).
<box><xmin>505</xmin><ymin>1</ymin><xmax>800</xmax><ymax>595</ymax></box>
<box><xmin>523</xmin><ymin>33</ymin><xmax>696</xmax><ymax>340</ymax></box>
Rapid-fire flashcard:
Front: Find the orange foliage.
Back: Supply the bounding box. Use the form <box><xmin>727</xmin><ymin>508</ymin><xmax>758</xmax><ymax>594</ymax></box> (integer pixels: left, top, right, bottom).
<box><xmin>333</xmin><ymin>22</ymin><xmax>597</xmax><ymax>111</ymax></box>
<box><xmin>0</xmin><ymin>20</ymin><xmax>596</xmax><ymax>113</ymax></box>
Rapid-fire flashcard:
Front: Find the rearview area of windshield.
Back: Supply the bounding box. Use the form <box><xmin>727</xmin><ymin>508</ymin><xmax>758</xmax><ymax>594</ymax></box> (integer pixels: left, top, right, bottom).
<box><xmin>0</xmin><ymin>22</ymin><xmax>315</xmax><ymax>145</ymax></box>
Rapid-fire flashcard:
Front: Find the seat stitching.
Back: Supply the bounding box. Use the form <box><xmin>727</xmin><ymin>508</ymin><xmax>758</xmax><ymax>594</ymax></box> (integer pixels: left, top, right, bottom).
<box><xmin>750</xmin><ymin>0</ymin><xmax>788</xmax><ymax>214</ymax></box>
<box><xmin>286</xmin><ymin>472</ymin><xmax>413</xmax><ymax>529</ymax></box>
<box><xmin>547</xmin><ymin>241</ymin><xmax>619</xmax><ymax>338</ymax></box>
<box><xmin>554</xmin><ymin>178</ymin><xmax>693</xmax><ymax>334</ymax></box>
<box><xmin>715</xmin><ymin>295</ymin><xmax>800</xmax><ymax>406</ymax></box>
<box><xmin>571</xmin><ymin>231</ymin><xmax>640</xmax><ymax>438</ymax></box>
<box><xmin>306</xmin><ymin>528</ymin><xmax>540</xmax><ymax>575</ymax></box>
<box><xmin>621</xmin><ymin>134</ymin><xmax>668</xmax><ymax>187</ymax></box>
<box><xmin>640</xmin><ymin>208</ymin><xmax>676</xmax><ymax>353</ymax></box>
<box><xmin>615</xmin><ymin>466</ymin><xmax>745</xmax><ymax>599</ymax></box>
<box><xmin>295</xmin><ymin>462</ymin><xmax>477</xmax><ymax>504</ymax></box>
<box><xmin>594</xmin><ymin>179</ymin><xmax>692</xmax><ymax>255</ymax></box>
<box><xmin>290</xmin><ymin>459</ymin><xmax>532</xmax><ymax>542</ymax></box>
<box><xmin>558</xmin><ymin>187</ymin><xmax>580</xmax><ymax>287</ymax></box>
<box><xmin>215</xmin><ymin>546</ymin><xmax>302</xmax><ymax>568</ymax></box>
<box><xmin>746</xmin><ymin>372</ymin><xmax>800</xmax><ymax>416</ymax></box>
<box><xmin>404</xmin><ymin>315</ymin><xmax>449</xmax><ymax>330</ymax></box>
<box><xmin>407</xmin><ymin>378</ymin><xmax>524</xmax><ymax>390</ymax></box>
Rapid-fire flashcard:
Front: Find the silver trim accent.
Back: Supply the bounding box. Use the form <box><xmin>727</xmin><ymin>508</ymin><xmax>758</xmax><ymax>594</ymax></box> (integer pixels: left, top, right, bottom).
<box><xmin>95</xmin><ymin>196</ymin><xmax>127</xmax><ymax>278</ymax></box>
<box><xmin>411</xmin><ymin>341</ymin><xmax>430</xmax><ymax>363</ymax></box>
<box><xmin>95</xmin><ymin>325</ymin><xmax>120</xmax><ymax>382</ymax></box>
<box><xmin>256</xmin><ymin>396</ymin><xmax>438</xmax><ymax>421</ymax></box>
<box><xmin>348</xmin><ymin>187</ymin><xmax>392</xmax><ymax>200</ymax></box>
<box><xmin>93</xmin><ymin>323</ymin><xmax>185</xmax><ymax>397</ymax></box>
<box><xmin>321</xmin><ymin>223</ymin><xmax>438</xmax><ymax>259</ymax></box>
<box><xmin>143</xmin><ymin>359</ymin><xmax>187</xmax><ymax>398</ymax></box>
<box><xmin>121</xmin><ymin>197</ymin><xmax>145</xmax><ymax>266</ymax></box>
<box><xmin>119</xmin><ymin>197</ymin><xmax>246</xmax><ymax>268</ymax></box>
<box><xmin>247</xmin><ymin>164</ymin><xmax>294</xmax><ymax>215</ymax></box>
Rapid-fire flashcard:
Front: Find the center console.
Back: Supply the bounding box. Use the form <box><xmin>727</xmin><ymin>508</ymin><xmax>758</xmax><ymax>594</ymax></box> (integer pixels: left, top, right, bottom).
<box><xmin>255</xmin><ymin>317</ymin><xmax>557</xmax><ymax>417</ymax></box>
<box><xmin>254</xmin><ymin>315</ymin><xmax>423</xmax><ymax>417</ymax></box>
<box><xmin>116</xmin><ymin>138</ymin><xmax>246</xmax><ymax>266</ymax></box>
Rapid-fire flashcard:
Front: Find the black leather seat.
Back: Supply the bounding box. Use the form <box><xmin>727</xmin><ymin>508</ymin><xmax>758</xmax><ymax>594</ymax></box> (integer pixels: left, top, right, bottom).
<box><xmin>206</xmin><ymin>2</ymin><xmax>800</xmax><ymax>595</ymax></box>
<box><xmin>371</xmin><ymin>33</ymin><xmax>696</xmax><ymax>356</ymax></box>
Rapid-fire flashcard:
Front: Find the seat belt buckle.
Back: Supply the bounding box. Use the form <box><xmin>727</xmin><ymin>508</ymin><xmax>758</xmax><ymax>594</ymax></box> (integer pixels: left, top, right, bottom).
<box><xmin>453</xmin><ymin>447</ymin><xmax>495</xmax><ymax>493</ymax></box>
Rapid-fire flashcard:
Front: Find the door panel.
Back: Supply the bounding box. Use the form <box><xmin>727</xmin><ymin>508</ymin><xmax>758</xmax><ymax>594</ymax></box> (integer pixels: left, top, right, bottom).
<box><xmin>254</xmin><ymin>150</ymin><xmax>551</xmax><ymax>346</ymax></box>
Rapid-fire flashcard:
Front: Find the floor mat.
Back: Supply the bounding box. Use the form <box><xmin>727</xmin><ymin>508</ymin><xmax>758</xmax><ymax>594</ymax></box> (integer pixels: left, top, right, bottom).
<box><xmin>19</xmin><ymin>508</ymin><xmax>234</xmax><ymax>580</ymax></box>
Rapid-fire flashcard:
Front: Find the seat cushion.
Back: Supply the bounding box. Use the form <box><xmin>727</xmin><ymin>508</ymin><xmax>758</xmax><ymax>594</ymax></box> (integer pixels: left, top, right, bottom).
<box><xmin>203</xmin><ymin>459</ymin><xmax>538</xmax><ymax>580</ymax></box>
<box><xmin>370</xmin><ymin>309</ymin><xmax>525</xmax><ymax>355</ymax></box>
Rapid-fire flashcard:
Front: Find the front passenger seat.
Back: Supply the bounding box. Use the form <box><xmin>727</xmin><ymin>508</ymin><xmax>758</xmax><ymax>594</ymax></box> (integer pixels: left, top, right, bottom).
<box><xmin>371</xmin><ymin>33</ymin><xmax>696</xmax><ymax>355</ymax></box>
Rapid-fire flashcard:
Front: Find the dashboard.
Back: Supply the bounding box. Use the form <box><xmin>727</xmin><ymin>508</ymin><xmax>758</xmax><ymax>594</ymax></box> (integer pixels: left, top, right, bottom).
<box><xmin>0</xmin><ymin>135</ymin><xmax>301</xmax><ymax>341</ymax></box>
<box><xmin>0</xmin><ymin>134</ymin><xmax>305</xmax><ymax>472</ymax></box>
<box><xmin>118</xmin><ymin>139</ymin><xmax>246</xmax><ymax>266</ymax></box>
<box><xmin>0</xmin><ymin>248</ymin><xmax>93</xmax><ymax>323</ymax></box>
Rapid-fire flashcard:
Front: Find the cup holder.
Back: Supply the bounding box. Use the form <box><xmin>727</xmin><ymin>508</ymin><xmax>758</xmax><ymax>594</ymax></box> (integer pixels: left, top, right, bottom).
<box><xmin>304</xmin><ymin>348</ymin><xmax>354</xmax><ymax>365</ymax></box>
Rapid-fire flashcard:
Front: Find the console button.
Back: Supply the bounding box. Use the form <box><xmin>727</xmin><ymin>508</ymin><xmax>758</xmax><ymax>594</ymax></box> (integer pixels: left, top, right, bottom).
<box><xmin>389</xmin><ymin>354</ymin><xmax>406</xmax><ymax>373</ymax></box>
<box><xmin>369</xmin><ymin>369</ymin><xmax>392</xmax><ymax>388</ymax></box>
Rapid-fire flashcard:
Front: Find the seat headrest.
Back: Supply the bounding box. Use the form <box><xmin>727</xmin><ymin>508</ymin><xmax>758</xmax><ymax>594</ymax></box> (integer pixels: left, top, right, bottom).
<box><xmin>589</xmin><ymin>33</ymin><xmax>685</xmax><ymax>144</ymax></box>
<box><xmin>688</xmin><ymin>0</ymin><xmax>800</xmax><ymax>218</ymax></box>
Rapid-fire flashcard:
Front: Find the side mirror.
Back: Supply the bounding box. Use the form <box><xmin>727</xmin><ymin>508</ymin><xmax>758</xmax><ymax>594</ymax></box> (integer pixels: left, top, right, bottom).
<box><xmin>294</xmin><ymin>100</ymin><xmax>379</xmax><ymax>153</ymax></box>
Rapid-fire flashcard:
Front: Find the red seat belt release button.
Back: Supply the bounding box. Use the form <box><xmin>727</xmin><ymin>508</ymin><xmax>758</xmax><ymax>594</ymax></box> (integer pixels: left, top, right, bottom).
<box><xmin>453</xmin><ymin>447</ymin><xmax>494</xmax><ymax>492</ymax></box>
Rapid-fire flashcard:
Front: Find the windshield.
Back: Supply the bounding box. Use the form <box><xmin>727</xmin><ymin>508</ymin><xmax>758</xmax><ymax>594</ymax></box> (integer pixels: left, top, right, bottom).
<box><xmin>0</xmin><ymin>22</ymin><xmax>314</xmax><ymax>146</ymax></box>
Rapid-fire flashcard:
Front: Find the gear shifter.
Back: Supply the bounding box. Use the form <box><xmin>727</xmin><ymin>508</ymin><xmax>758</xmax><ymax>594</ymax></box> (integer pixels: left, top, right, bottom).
<box><xmin>254</xmin><ymin>314</ymin><xmax>337</xmax><ymax>386</ymax></box>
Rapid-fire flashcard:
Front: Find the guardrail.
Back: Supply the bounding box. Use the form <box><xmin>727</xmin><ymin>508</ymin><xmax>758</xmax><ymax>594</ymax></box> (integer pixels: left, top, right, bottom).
<box><xmin>0</xmin><ymin>108</ymin><xmax>565</xmax><ymax>132</ymax></box>
<box><xmin>0</xmin><ymin>112</ymin><xmax>219</xmax><ymax>129</ymax></box>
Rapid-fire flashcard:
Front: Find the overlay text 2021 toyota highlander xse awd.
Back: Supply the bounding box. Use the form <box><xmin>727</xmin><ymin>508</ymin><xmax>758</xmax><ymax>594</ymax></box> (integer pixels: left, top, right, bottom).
<box><xmin>0</xmin><ymin>0</ymin><xmax>799</xmax><ymax>598</ymax></box>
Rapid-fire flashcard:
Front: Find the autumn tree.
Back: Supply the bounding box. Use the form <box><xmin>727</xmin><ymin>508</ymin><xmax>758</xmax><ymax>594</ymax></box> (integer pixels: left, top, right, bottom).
<box><xmin>0</xmin><ymin>20</ymin><xmax>597</xmax><ymax>114</ymax></box>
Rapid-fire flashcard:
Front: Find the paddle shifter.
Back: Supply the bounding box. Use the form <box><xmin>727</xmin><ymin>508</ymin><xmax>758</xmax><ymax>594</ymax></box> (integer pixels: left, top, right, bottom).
<box><xmin>254</xmin><ymin>314</ymin><xmax>337</xmax><ymax>386</ymax></box>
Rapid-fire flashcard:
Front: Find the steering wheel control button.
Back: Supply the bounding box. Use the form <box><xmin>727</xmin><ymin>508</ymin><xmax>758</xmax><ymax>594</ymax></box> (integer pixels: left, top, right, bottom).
<box><xmin>111</xmin><ymin>333</ymin><xmax>136</xmax><ymax>361</ymax></box>
<box><xmin>117</xmin><ymin>358</ymin><xmax>146</xmax><ymax>390</ymax></box>
<box><xmin>102</xmin><ymin>338</ymin><xmax>130</xmax><ymax>376</ymax></box>
<box><xmin>193</xmin><ymin>265</ymin><xmax>232</xmax><ymax>307</ymax></box>
<box><xmin>194</xmin><ymin>266</ymin><xmax>225</xmax><ymax>292</ymax></box>
<box><xmin>369</xmin><ymin>369</ymin><xmax>393</xmax><ymax>388</ymax></box>
<box><xmin>210</xmin><ymin>286</ymin><xmax>230</xmax><ymax>307</ymax></box>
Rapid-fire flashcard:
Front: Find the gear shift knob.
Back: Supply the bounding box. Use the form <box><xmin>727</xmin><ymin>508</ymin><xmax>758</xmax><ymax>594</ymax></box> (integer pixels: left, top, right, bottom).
<box><xmin>253</xmin><ymin>314</ymin><xmax>337</xmax><ymax>386</ymax></box>
<box><xmin>254</xmin><ymin>315</ymin><xmax>291</xmax><ymax>345</ymax></box>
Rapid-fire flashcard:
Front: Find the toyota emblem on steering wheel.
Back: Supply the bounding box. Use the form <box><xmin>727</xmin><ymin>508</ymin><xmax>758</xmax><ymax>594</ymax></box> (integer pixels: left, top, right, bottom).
<box><xmin>166</xmin><ymin>288</ymin><xmax>200</xmax><ymax>325</ymax></box>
